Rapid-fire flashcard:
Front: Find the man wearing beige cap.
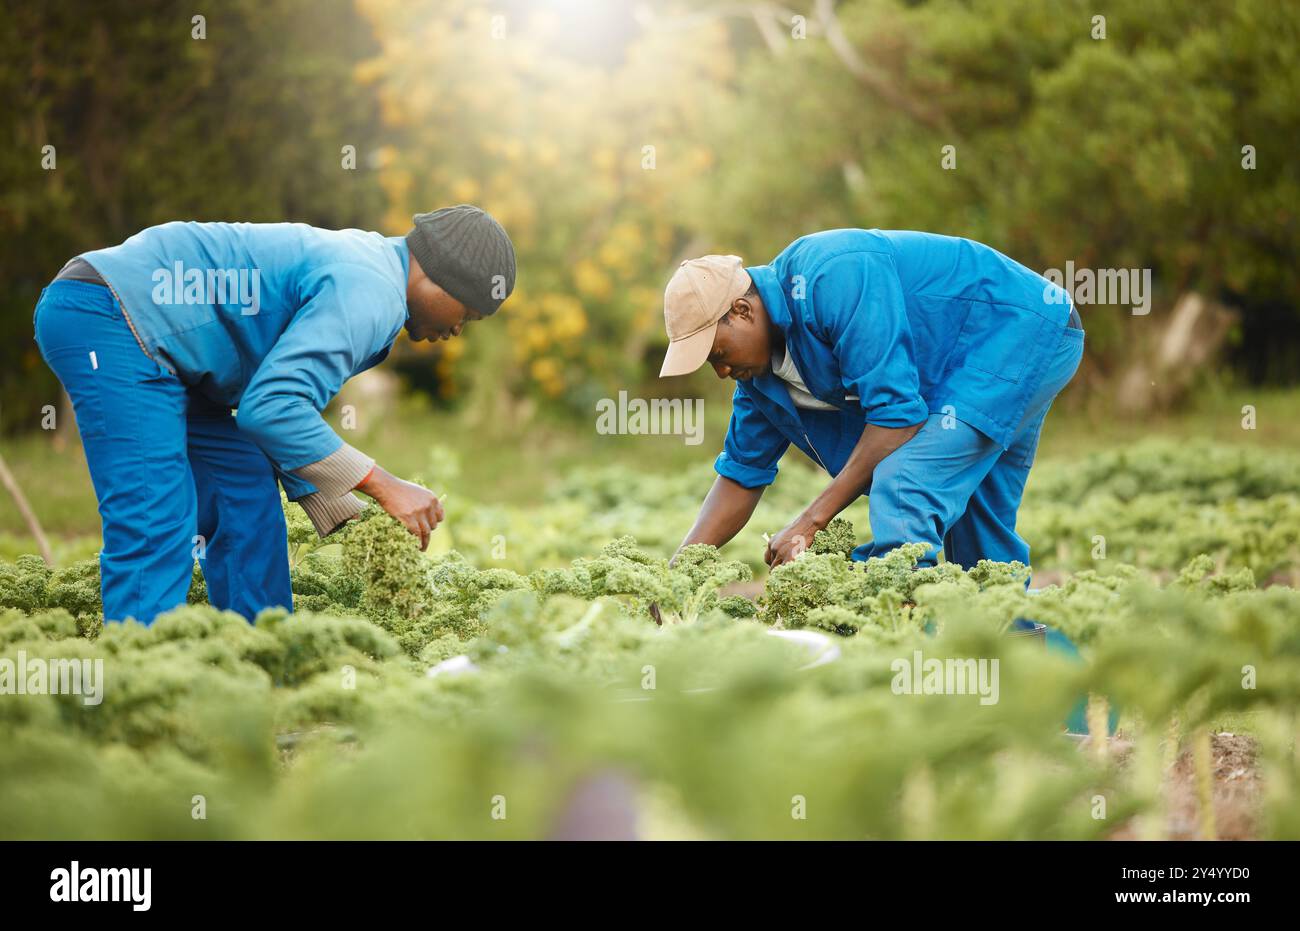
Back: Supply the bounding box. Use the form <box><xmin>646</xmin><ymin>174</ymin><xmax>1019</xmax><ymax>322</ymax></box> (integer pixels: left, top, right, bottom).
<box><xmin>659</xmin><ymin>229</ymin><xmax>1084</xmax><ymax>574</ymax></box>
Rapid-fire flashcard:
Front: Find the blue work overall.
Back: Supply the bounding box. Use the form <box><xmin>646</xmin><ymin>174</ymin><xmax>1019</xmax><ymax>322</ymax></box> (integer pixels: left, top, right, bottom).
<box><xmin>715</xmin><ymin>229</ymin><xmax>1084</xmax><ymax>571</ymax></box>
<box><xmin>33</xmin><ymin>222</ymin><xmax>410</xmax><ymax>624</ymax></box>
<box><xmin>34</xmin><ymin>279</ymin><xmax>292</xmax><ymax>622</ymax></box>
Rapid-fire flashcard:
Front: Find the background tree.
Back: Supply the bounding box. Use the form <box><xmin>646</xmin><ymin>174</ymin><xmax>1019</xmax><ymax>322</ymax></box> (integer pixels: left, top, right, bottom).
<box><xmin>0</xmin><ymin>0</ymin><xmax>385</xmax><ymax>433</ymax></box>
<box><xmin>682</xmin><ymin>0</ymin><xmax>1299</xmax><ymax>398</ymax></box>
<box><xmin>2</xmin><ymin>0</ymin><xmax>1296</xmax><ymax>432</ymax></box>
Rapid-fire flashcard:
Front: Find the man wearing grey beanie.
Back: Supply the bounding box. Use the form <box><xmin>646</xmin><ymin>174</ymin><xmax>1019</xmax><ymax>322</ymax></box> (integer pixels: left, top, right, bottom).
<box><xmin>34</xmin><ymin>205</ymin><xmax>515</xmax><ymax>625</ymax></box>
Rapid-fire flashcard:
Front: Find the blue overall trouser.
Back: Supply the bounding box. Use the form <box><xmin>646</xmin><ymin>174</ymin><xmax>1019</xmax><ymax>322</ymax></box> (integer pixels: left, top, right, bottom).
<box><xmin>33</xmin><ymin>279</ymin><xmax>293</xmax><ymax>624</ymax></box>
<box><xmin>853</xmin><ymin>322</ymin><xmax>1086</xmax><ymax>570</ymax></box>
<box><xmin>852</xmin><ymin>319</ymin><xmax>1099</xmax><ymax>733</ymax></box>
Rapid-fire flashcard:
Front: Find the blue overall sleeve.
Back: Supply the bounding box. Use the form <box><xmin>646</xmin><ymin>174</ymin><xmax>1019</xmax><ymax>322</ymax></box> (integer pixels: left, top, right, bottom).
<box><xmin>810</xmin><ymin>252</ymin><xmax>929</xmax><ymax>429</ymax></box>
<box><xmin>714</xmin><ymin>384</ymin><xmax>791</xmax><ymax>488</ymax></box>
<box><xmin>235</xmin><ymin>264</ymin><xmax>404</xmax><ymax>483</ymax></box>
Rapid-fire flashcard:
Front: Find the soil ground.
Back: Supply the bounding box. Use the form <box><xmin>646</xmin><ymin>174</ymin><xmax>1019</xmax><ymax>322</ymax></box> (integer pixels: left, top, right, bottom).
<box><xmin>1106</xmin><ymin>732</ymin><xmax>1261</xmax><ymax>840</ymax></box>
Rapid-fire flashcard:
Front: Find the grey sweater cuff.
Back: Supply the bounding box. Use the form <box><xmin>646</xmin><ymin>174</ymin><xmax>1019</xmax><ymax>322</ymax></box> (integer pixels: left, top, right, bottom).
<box><xmin>296</xmin><ymin>491</ymin><xmax>364</xmax><ymax>539</ymax></box>
<box><xmin>293</xmin><ymin>443</ymin><xmax>375</xmax><ymax>498</ymax></box>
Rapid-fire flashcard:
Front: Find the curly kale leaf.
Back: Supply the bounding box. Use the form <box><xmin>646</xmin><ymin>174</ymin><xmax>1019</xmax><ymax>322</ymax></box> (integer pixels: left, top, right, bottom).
<box><xmin>810</xmin><ymin>517</ymin><xmax>857</xmax><ymax>558</ymax></box>
<box><xmin>717</xmin><ymin>595</ymin><xmax>759</xmax><ymax>619</ymax></box>
<box><xmin>0</xmin><ymin>555</ymin><xmax>52</xmax><ymax>613</ymax></box>
<box><xmin>760</xmin><ymin>552</ymin><xmax>857</xmax><ymax>626</ymax></box>
<box><xmin>528</xmin><ymin>537</ymin><xmax>750</xmax><ymax>625</ymax></box>
<box><xmin>339</xmin><ymin>506</ymin><xmax>431</xmax><ymax>621</ymax></box>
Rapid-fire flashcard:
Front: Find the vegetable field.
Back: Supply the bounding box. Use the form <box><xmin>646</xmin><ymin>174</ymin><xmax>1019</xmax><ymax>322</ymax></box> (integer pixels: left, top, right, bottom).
<box><xmin>2</xmin><ymin>439</ymin><xmax>1299</xmax><ymax>840</ymax></box>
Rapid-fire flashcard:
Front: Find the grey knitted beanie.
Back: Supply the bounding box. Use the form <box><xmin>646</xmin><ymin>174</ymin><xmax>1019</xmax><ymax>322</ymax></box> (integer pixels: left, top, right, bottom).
<box><xmin>406</xmin><ymin>205</ymin><xmax>516</xmax><ymax>315</ymax></box>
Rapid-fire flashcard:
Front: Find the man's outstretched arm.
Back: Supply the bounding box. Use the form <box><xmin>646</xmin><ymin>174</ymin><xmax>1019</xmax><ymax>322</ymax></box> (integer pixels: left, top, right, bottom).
<box><xmin>673</xmin><ymin>475</ymin><xmax>766</xmax><ymax>560</ymax></box>
<box><xmin>652</xmin><ymin>475</ymin><xmax>765</xmax><ymax>624</ymax></box>
<box><xmin>765</xmin><ymin>421</ymin><xmax>922</xmax><ymax>566</ymax></box>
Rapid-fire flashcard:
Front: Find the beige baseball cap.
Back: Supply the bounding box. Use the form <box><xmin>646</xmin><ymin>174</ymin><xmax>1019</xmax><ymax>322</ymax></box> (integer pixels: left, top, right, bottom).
<box><xmin>658</xmin><ymin>255</ymin><xmax>752</xmax><ymax>377</ymax></box>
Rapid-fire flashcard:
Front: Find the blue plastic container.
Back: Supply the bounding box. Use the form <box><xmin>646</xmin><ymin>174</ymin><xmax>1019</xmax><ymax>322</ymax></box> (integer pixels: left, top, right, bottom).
<box><xmin>917</xmin><ymin>593</ymin><xmax>1118</xmax><ymax>736</ymax></box>
<box><xmin>1017</xmin><ymin>596</ymin><xmax>1120</xmax><ymax>737</ymax></box>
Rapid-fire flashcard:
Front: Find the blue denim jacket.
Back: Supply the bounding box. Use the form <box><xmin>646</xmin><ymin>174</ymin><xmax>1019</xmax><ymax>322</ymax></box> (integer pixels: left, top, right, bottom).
<box><xmin>81</xmin><ymin>222</ymin><xmax>409</xmax><ymax>478</ymax></box>
<box><xmin>715</xmin><ymin>229</ymin><xmax>1074</xmax><ymax>487</ymax></box>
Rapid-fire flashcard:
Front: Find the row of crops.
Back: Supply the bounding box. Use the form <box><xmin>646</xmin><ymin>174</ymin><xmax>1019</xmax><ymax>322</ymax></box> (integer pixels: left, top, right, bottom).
<box><xmin>1</xmin><ymin>439</ymin><xmax>1298</xmax><ymax>838</ymax></box>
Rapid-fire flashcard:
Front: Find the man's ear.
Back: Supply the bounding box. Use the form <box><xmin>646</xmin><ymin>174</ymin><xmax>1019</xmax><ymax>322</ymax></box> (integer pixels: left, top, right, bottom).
<box><xmin>731</xmin><ymin>297</ymin><xmax>754</xmax><ymax>321</ymax></box>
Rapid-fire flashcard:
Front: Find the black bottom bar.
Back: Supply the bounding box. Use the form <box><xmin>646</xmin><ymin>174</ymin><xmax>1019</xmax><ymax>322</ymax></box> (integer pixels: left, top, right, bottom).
<box><xmin>0</xmin><ymin>840</ymin><xmax>1287</xmax><ymax>915</ymax></box>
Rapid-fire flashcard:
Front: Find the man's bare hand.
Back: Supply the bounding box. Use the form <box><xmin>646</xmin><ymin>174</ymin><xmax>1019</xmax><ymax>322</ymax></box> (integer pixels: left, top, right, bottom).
<box><xmin>764</xmin><ymin>513</ymin><xmax>824</xmax><ymax>568</ymax></box>
<box><xmin>356</xmin><ymin>465</ymin><xmax>444</xmax><ymax>551</ymax></box>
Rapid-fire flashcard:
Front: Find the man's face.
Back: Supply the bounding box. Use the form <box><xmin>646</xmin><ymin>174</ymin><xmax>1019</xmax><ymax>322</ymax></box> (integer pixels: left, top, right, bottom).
<box><xmin>706</xmin><ymin>296</ymin><xmax>772</xmax><ymax>381</ymax></box>
<box><xmin>405</xmin><ymin>272</ymin><xmax>482</xmax><ymax>342</ymax></box>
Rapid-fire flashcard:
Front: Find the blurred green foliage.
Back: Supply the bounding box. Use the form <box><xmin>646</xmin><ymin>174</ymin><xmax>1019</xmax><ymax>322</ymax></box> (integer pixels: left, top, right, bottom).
<box><xmin>0</xmin><ymin>0</ymin><xmax>385</xmax><ymax>432</ymax></box>
<box><xmin>686</xmin><ymin>0</ymin><xmax>1299</xmax><ymax>372</ymax></box>
<box><xmin>2</xmin><ymin>0</ymin><xmax>1297</xmax><ymax>432</ymax></box>
<box><xmin>3</xmin><ymin>487</ymin><xmax>1299</xmax><ymax>838</ymax></box>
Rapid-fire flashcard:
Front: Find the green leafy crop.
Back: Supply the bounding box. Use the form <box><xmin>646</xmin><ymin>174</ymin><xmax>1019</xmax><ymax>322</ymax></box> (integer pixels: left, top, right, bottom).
<box><xmin>810</xmin><ymin>517</ymin><xmax>857</xmax><ymax>558</ymax></box>
<box><xmin>3</xmin><ymin>441</ymin><xmax>1300</xmax><ymax>840</ymax></box>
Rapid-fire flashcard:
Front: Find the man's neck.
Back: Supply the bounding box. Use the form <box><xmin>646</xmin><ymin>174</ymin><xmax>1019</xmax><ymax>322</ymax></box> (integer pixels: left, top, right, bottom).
<box><xmin>769</xmin><ymin>323</ymin><xmax>786</xmax><ymax>358</ymax></box>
